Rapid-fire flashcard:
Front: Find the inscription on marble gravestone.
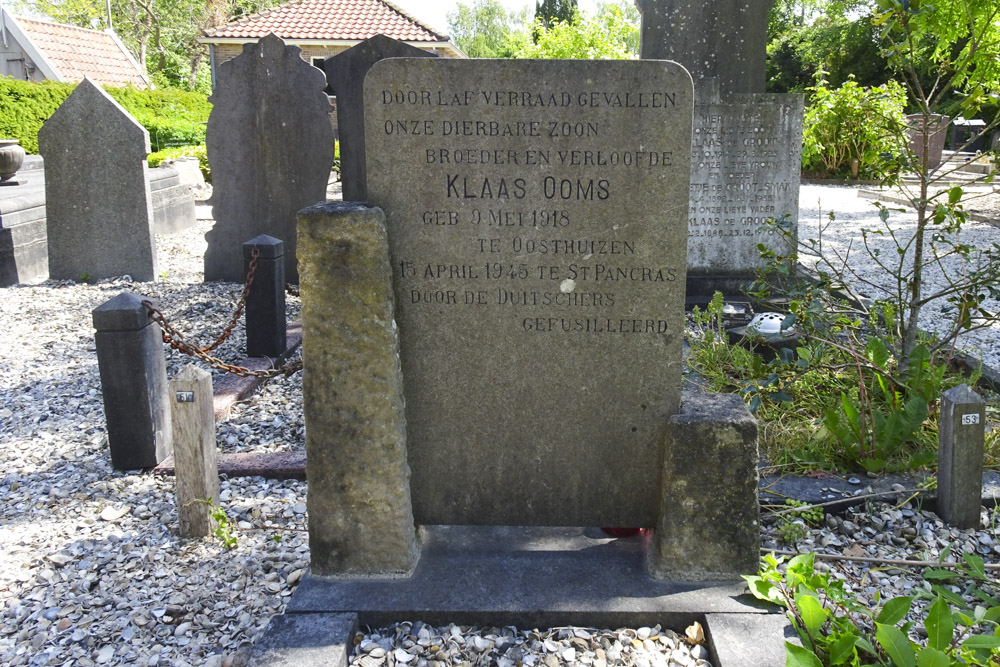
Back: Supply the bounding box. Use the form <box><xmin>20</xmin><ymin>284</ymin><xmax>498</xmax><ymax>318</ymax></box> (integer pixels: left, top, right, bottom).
<box><xmin>365</xmin><ymin>59</ymin><xmax>693</xmax><ymax>526</ymax></box>
<box><xmin>687</xmin><ymin>94</ymin><xmax>803</xmax><ymax>291</ymax></box>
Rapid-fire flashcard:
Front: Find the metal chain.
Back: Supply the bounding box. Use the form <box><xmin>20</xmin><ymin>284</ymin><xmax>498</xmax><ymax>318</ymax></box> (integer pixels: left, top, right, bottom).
<box><xmin>199</xmin><ymin>249</ymin><xmax>259</xmax><ymax>353</ymax></box>
<box><xmin>143</xmin><ymin>300</ymin><xmax>301</xmax><ymax>378</ymax></box>
<box><xmin>140</xmin><ymin>250</ymin><xmax>302</xmax><ymax>378</ymax></box>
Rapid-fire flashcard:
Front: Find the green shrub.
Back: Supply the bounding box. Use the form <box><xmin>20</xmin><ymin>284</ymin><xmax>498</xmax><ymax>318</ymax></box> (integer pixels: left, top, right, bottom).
<box><xmin>0</xmin><ymin>76</ymin><xmax>210</xmax><ymax>154</ymax></box>
<box><xmin>148</xmin><ymin>145</ymin><xmax>210</xmax><ymax>182</ymax></box>
<box><xmin>0</xmin><ymin>77</ymin><xmax>74</xmax><ymax>153</ymax></box>
<box><xmin>801</xmin><ymin>74</ymin><xmax>907</xmax><ymax>181</ymax></box>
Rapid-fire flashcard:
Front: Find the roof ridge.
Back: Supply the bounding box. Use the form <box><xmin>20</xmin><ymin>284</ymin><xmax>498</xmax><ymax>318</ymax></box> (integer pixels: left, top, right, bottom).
<box><xmin>15</xmin><ymin>13</ymin><xmax>112</xmax><ymax>36</ymax></box>
<box><xmin>380</xmin><ymin>0</ymin><xmax>448</xmax><ymax>39</ymax></box>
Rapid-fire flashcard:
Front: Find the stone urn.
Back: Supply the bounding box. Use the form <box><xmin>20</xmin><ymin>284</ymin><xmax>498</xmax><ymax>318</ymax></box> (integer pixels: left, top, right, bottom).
<box><xmin>0</xmin><ymin>139</ymin><xmax>26</xmax><ymax>182</ymax></box>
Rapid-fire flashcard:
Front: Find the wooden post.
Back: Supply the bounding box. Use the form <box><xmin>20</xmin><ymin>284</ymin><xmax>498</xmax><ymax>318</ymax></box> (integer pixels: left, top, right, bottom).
<box><xmin>171</xmin><ymin>365</ymin><xmax>219</xmax><ymax>538</ymax></box>
<box><xmin>938</xmin><ymin>384</ymin><xmax>985</xmax><ymax>529</ymax></box>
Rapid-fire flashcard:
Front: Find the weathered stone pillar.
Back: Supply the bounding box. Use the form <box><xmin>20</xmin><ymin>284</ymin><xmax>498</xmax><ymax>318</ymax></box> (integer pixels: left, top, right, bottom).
<box><xmin>243</xmin><ymin>234</ymin><xmax>286</xmax><ymax>358</ymax></box>
<box><xmin>171</xmin><ymin>364</ymin><xmax>219</xmax><ymax>538</ymax></box>
<box><xmin>92</xmin><ymin>292</ymin><xmax>172</xmax><ymax>469</ymax></box>
<box><xmin>938</xmin><ymin>384</ymin><xmax>985</xmax><ymax>529</ymax></box>
<box><xmin>649</xmin><ymin>392</ymin><xmax>759</xmax><ymax>581</ymax></box>
<box><xmin>297</xmin><ymin>201</ymin><xmax>418</xmax><ymax>577</ymax></box>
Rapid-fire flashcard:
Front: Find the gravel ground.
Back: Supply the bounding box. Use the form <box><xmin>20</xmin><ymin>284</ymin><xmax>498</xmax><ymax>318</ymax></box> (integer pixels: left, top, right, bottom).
<box><xmin>797</xmin><ymin>184</ymin><xmax>1000</xmax><ymax>367</ymax></box>
<box><xmin>0</xmin><ymin>187</ymin><xmax>998</xmax><ymax>666</ymax></box>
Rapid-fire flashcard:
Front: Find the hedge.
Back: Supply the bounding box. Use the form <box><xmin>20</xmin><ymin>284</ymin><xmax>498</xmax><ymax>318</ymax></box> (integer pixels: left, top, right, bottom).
<box><xmin>0</xmin><ymin>77</ymin><xmax>210</xmax><ymax>154</ymax></box>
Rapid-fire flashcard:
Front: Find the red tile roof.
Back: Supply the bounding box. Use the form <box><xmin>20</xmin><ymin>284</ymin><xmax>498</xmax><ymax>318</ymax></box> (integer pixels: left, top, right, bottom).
<box><xmin>15</xmin><ymin>16</ymin><xmax>149</xmax><ymax>88</ymax></box>
<box><xmin>203</xmin><ymin>0</ymin><xmax>447</xmax><ymax>41</ymax></box>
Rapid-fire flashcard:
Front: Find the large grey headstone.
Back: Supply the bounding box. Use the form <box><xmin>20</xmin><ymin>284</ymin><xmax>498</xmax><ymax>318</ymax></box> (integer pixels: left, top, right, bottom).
<box><xmin>636</xmin><ymin>0</ymin><xmax>775</xmax><ymax>95</ymax></box>
<box><xmin>365</xmin><ymin>58</ymin><xmax>693</xmax><ymax>527</ymax></box>
<box><xmin>39</xmin><ymin>78</ymin><xmax>156</xmax><ymax>282</ymax></box>
<box><xmin>322</xmin><ymin>34</ymin><xmax>437</xmax><ymax>203</ymax></box>
<box><xmin>687</xmin><ymin>92</ymin><xmax>804</xmax><ymax>297</ymax></box>
<box><xmin>205</xmin><ymin>33</ymin><xmax>334</xmax><ymax>283</ymax></box>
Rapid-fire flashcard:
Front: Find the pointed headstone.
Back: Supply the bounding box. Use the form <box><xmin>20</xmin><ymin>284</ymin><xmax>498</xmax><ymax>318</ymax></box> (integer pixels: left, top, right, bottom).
<box><xmin>205</xmin><ymin>33</ymin><xmax>334</xmax><ymax>283</ymax></box>
<box><xmin>39</xmin><ymin>78</ymin><xmax>156</xmax><ymax>282</ymax></box>
<box><xmin>322</xmin><ymin>34</ymin><xmax>437</xmax><ymax>202</ymax></box>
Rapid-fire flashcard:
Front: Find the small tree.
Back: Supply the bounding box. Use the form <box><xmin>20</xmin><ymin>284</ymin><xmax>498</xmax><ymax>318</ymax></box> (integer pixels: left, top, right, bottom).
<box><xmin>515</xmin><ymin>3</ymin><xmax>638</xmax><ymax>59</ymax></box>
<box><xmin>870</xmin><ymin>0</ymin><xmax>1000</xmax><ymax>370</ymax></box>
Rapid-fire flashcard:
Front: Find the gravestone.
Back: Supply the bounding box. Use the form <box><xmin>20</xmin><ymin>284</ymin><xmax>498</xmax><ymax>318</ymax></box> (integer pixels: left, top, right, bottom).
<box><xmin>322</xmin><ymin>34</ymin><xmax>437</xmax><ymax>202</ymax></box>
<box><xmin>39</xmin><ymin>78</ymin><xmax>156</xmax><ymax>282</ymax></box>
<box><xmin>636</xmin><ymin>0</ymin><xmax>774</xmax><ymax>96</ymax></box>
<box><xmin>687</xmin><ymin>91</ymin><xmax>804</xmax><ymax>297</ymax></box>
<box><xmin>204</xmin><ymin>33</ymin><xmax>334</xmax><ymax>283</ymax></box>
<box><xmin>368</xmin><ymin>58</ymin><xmax>691</xmax><ymax>527</ymax></box>
<box><xmin>299</xmin><ymin>57</ymin><xmax>760</xmax><ymax>583</ymax></box>
<box><xmin>635</xmin><ymin>3</ymin><xmax>803</xmax><ymax>298</ymax></box>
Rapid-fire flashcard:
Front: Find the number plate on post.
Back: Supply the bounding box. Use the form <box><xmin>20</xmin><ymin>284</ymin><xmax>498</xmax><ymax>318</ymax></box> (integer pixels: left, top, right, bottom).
<box><xmin>175</xmin><ymin>391</ymin><xmax>195</xmax><ymax>403</ymax></box>
<box><xmin>962</xmin><ymin>414</ymin><xmax>980</xmax><ymax>425</ymax></box>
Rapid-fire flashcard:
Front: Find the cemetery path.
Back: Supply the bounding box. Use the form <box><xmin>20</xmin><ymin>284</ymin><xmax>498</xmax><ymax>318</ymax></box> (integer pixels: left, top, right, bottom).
<box><xmin>0</xmin><ymin>188</ymin><xmax>996</xmax><ymax>666</ymax></box>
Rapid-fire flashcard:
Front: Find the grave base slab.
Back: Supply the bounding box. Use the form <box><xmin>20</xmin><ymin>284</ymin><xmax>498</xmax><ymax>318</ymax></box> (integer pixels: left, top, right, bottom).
<box><xmin>268</xmin><ymin>526</ymin><xmax>784</xmax><ymax>667</ymax></box>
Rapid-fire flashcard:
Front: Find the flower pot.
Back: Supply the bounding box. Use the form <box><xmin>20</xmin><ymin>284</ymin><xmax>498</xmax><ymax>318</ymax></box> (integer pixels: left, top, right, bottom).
<box><xmin>0</xmin><ymin>139</ymin><xmax>26</xmax><ymax>182</ymax></box>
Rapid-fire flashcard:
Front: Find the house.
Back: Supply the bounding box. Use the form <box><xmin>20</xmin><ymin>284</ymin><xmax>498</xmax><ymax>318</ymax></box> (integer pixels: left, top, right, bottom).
<box><xmin>199</xmin><ymin>0</ymin><xmax>464</xmax><ymax>88</ymax></box>
<box><xmin>0</xmin><ymin>5</ymin><xmax>149</xmax><ymax>87</ymax></box>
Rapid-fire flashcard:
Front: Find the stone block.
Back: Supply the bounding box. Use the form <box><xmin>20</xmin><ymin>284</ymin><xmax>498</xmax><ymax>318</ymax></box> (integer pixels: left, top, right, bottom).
<box><xmin>298</xmin><ymin>201</ymin><xmax>418</xmax><ymax>577</ymax></box>
<box><xmin>149</xmin><ymin>166</ymin><xmax>196</xmax><ymax>235</ymax></box>
<box><xmin>247</xmin><ymin>613</ymin><xmax>357</xmax><ymax>667</ymax></box>
<box><xmin>92</xmin><ymin>292</ymin><xmax>172</xmax><ymax>469</ymax></box>
<box><xmin>649</xmin><ymin>392</ymin><xmax>759</xmax><ymax>581</ymax></box>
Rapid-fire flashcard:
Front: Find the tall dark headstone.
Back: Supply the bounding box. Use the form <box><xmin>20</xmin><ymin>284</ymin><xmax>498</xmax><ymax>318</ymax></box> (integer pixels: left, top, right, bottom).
<box><xmin>39</xmin><ymin>78</ymin><xmax>156</xmax><ymax>282</ymax></box>
<box><xmin>636</xmin><ymin>0</ymin><xmax>775</xmax><ymax>96</ymax></box>
<box><xmin>322</xmin><ymin>35</ymin><xmax>437</xmax><ymax>203</ymax></box>
<box><xmin>205</xmin><ymin>33</ymin><xmax>334</xmax><ymax>284</ymax></box>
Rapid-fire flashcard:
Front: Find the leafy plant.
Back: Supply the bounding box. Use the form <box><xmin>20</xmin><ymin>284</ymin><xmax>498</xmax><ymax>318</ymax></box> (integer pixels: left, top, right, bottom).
<box><xmin>801</xmin><ymin>73</ymin><xmax>907</xmax><ymax>180</ymax></box>
<box><xmin>775</xmin><ymin>499</ymin><xmax>824</xmax><ymax>543</ymax></box>
<box><xmin>148</xmin><ymin>144</ymin><xmax>211</xmax><ymax>182</ymax></box>
<box><xmin>745</xmin><ymin>552</ymin><xmax>1000</xmax><ymax>666</ymax></box>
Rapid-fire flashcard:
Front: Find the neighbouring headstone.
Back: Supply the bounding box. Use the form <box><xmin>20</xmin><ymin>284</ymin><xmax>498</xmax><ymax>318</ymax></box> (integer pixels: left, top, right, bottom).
<box><xmin>636</xmin><ymin>0</ymin><xmax>774</xmax><ymax>95</ymax></box>
<box><xmin>92</xmin><ymin>293</ymin><xmax>172</xmax><ymax>469</ymax></box>
<box><xmin>938</xmin><ymin>384</ymin><xmax>985</xmax><ymax>529</ymax></box>
<box><xmin>322</xmin><ymin>34</ymin><xmax>437</xmax><ymax>202</ymax></box>
<box><xmin>39</xmin><ymin>78</ymin><xmax>156</xmax><ymax>282</ymax></box>
<box><xmin>298</xmin><ymin>201</ymin><xmax>418</xmax><ymax>577</ymax></box>
<box><xmin>366</xmin><ymin>58</ymin><xmax>692</xmax><ymax>528</ymax></box>
<box><xmin>686</xmin><ymin>92</ymin><xmax>804</xmax><ymax>297</ymax></box>
<box><xmin>243</xmin><ymin>235</ymin><xmax>286</xmax><ymax>358</ymax></box>
<box><xmin>171</xmin><ymin>364</ymin><xmax>219</xmax><ymax>538</ymax></box>
<box><xmin>205</xmin><ymin>33</ymin><xmax>334</xmax><ymax>284</ymax></box>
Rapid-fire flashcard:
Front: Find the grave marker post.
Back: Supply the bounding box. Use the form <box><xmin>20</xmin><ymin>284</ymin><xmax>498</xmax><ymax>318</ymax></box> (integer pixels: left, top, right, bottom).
<box><xmin>938</xmin><ymin>384</ymin><xmax>985</xmax><ymax>529</ymax></box>
<box><xmin>92</xmin><ymin>293</ymin><xmax>172</xmax><ymax>469</ymax></box>
<box><xmin>170</xmin><ymin>365</ymin><xmax>219</xmax><ymax>538</ymax></box>
<box><xmin>243</xmin><ymin>235</ymin><xmax>286</xmax><ymax>358</ymax></box>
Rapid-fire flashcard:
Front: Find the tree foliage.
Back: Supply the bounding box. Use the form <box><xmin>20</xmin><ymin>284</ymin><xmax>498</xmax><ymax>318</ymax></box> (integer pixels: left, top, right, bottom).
<box><xmin>534</xmin><ymin>0</ymin><xmax>577</xmax><ymax>31</ymax></box>
<box><xmin>515</xmin><ymin>1</ymin><xmax>638</xmax><ymax>59</ymax></box>
<box><xmin>446</xmin><ymin>0</ymin><xmax>528</xmax><ymax>58</ymax></box>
